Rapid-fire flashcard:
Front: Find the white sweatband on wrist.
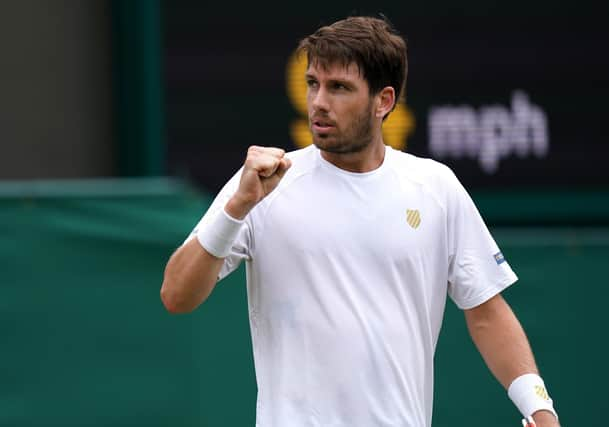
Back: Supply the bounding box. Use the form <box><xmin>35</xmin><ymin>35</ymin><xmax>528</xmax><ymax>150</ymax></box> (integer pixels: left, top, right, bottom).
<box><xmin>508</xmin><ymin>373</ymin><xmax>558</xmax><ymax>420</ymax></box>
<box><xmin>196</xmin><ymin>208</ymin><xmax>244</xmax><ymax>258</ymax></box>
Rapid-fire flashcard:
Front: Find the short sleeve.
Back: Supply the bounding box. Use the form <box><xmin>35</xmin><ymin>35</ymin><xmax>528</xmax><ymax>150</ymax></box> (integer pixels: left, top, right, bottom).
<box><xmin>183</xmin><ymin>167</ymin><xmax>252</xmax><ymax>281</ymax></box>
<box><xmin>445</xmin><ymin>169</ymin><xmax>518</xmax><ymax>309</ymax></box>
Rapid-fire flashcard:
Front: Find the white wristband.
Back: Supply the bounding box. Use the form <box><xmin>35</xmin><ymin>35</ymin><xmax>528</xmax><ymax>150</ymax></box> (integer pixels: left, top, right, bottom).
<box><xmin>508</xmin><ymin>373</ymin><xmax>558</xmax><ymax>420</ymax></box>
<box><xmin>196</xmin><ymin>207</ymin><xmax>244</xmax><ymax>258</ymax></box>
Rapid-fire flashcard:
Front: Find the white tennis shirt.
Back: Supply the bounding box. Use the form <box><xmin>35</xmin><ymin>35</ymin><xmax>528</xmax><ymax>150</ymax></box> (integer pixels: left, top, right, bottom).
<box><xmin>188</xmin><ymin>144</ymin><xmax>517</xmax><ymax>427</ymax></box>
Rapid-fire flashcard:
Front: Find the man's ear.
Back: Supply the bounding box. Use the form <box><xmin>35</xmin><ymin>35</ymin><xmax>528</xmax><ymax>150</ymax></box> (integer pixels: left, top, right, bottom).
<box><xmin>375</xmin><ymin>86</ymin><xmax>396</xmax><ymax>118</ymax></box>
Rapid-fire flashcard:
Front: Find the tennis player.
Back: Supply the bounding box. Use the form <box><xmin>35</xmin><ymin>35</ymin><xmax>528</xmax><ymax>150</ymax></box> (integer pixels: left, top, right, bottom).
<box><xmin>161</xmin><ymin>15</ymin><xmax>560</xmax><ymax>427</ymax></box>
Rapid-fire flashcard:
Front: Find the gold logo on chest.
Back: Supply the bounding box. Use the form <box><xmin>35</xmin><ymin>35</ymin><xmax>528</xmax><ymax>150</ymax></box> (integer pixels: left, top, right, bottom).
<box><xmin>406</xmin><ymin>209</ymin><xmax>421</xmax><ymax>229</ymax></box>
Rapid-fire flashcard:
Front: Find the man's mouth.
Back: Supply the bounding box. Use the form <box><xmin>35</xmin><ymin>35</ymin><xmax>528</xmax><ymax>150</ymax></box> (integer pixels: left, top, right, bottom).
<box><xmin>312</xmin><ymin>119</ymin><xmax>335</xmax><ymax>132</ymax></box>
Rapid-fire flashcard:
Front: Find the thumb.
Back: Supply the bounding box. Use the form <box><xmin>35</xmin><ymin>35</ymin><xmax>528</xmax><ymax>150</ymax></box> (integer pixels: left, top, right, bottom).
<box><xmin>274</xmin><ymin>158</ymin><xmax>292</xmax><ymax>180</ymax></box>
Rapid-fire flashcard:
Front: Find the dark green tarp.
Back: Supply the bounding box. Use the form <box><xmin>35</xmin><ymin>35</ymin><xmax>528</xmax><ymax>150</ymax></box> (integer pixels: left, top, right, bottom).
<box><xmin>1</xmin><ymin>179</ymin><xmax>607</xmax><ymax>426</ymax></box>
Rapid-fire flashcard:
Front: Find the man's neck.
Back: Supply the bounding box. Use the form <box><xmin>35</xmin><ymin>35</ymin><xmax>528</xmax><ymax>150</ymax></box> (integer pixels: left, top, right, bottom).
<box><xmin>320</xmin><ymin>138</ymin><xmax>386</xmax><ymax>173</ymax></box>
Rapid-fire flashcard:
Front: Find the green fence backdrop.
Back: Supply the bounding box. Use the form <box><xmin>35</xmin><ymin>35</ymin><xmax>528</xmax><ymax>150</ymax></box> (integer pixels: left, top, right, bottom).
<box><xmin>1</xmin><ymin>179</ymin><xmax>608</xmax><ymax>426</ymax></box>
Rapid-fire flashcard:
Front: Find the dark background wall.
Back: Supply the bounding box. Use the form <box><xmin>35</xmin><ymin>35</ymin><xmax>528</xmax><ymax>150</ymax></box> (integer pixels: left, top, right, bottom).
<box><xmin>163</xmin><ymin>1</ymin><xmax>609</xmax><ymax>193</ymax></box>
<box><xmin>0</xmin><ymin>0</ymin><xmax>115</xmax><ymax>178</ymax></box>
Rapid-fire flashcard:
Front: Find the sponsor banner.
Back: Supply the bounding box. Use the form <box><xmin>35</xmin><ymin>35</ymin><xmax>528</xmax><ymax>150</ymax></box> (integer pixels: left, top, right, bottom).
<box><xmin>164</xmin><ymin>3</ymin><xmax>609</xmax><ymax>192</ymax></box>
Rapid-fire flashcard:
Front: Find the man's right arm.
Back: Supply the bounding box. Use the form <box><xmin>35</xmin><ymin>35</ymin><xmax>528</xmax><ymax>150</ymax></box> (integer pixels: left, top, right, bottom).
<box><xmin>160</xmin><ymin>238</ymin><xmax>225</xmax><ymax>314</ymax></box>
<box><xmin>160</xmin><ymin>146</ymin><xmax>292</xmax><ymax>314</ymax></box>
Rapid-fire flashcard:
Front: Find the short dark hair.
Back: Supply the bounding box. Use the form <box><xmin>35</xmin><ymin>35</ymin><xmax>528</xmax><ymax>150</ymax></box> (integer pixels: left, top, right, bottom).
<box><xmin>297</xmin><ymin>15</ymin><xmax>408</xmax><ymax>112</ymax></box>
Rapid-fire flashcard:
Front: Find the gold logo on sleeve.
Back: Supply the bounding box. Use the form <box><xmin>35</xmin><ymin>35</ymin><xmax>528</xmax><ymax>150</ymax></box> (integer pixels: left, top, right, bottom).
<box><xmin>406</xmin><ymin>210</ymin><xmax>421</xmax><ymax>229</ymax></box>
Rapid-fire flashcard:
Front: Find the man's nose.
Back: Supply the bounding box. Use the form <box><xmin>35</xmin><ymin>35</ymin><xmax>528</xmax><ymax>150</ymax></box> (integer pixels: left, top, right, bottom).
<box><xmin>311</xmin><ymin>87</ymin><xmax>330</xmax><ymax>112</ymax></box>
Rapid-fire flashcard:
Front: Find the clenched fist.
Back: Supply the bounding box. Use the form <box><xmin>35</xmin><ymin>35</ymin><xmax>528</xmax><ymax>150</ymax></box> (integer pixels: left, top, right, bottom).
<box><xmin>225</xmin><ymin>146</ymin><xmax>292</xmax><ymax>219</ymax></box>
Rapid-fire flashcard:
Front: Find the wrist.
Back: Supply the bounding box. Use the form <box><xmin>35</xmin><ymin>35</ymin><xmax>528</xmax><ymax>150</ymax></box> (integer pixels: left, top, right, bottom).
<box><xmin>508</xmin><ymin>373</ymin><xmax>558</xmax><ymax>421</ymax></box>
<box><xmin>196</xmin><ymin>208</ymin><xmax>244</xmax><ymax>258</ymax></box>
<box><xmin>225</xmin><ymin>194</ymin><xmax>256</xmax><ymax>220</ymax></box>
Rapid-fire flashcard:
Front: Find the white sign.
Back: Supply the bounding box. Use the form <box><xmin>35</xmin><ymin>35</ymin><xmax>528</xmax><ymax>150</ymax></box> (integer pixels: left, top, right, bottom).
<box><xmin>428</xmin><ymin>91</ymin><xmax>548</xmax><ymax>173</ymax></box>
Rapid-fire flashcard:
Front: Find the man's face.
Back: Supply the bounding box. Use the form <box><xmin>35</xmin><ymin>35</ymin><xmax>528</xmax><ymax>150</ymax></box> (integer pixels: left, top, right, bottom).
<box><xmin>306</xmin><ymin>61</ymin><xmax>375</xmax><ymax>154</ymax></box>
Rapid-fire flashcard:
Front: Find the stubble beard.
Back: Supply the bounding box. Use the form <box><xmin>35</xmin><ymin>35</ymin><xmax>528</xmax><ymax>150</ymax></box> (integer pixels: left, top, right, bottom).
<box><xmin>311</xmin><ymin>102</ymin><xmax>374</xmax><ymax>155</ymax></box>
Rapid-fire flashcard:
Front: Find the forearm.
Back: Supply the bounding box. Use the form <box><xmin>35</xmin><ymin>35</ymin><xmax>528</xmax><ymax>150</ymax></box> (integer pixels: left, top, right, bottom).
<box><xmin>465</xmin><ymin>295</ymin><xmax>559</xmax><ymax>426</ymax></box>
<box><xmin>160</xmin><ymin>238</ymin><xmax>224</xmax><ymax>313</ymax></box>
<box><xmin>465</xmin><ymin>294</ymin><xmax>537</xmax><ymax>388</ymax></box>
<box><xmin>160</xmin><ymin>146</ymin><xmax>290</xmax><ymax>314</ymax></box>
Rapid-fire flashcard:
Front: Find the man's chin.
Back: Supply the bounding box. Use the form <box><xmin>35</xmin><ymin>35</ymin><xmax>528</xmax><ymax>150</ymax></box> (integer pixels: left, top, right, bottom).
<box><xmin>312</xmin><ymin>138</ymin><xmax>344</xmax><ymax>154</ymax></box>
<box><xmin>313</xmin><ymin>137</ymin><xmax>369</xmax><ymax>155</ymax></box>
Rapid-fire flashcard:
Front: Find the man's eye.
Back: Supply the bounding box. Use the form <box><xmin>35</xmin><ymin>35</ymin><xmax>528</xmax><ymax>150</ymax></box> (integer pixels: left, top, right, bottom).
<box><xmin>333</xmin><ymin>83</ymin><xmax>347</xmax><ymax>90</ymax></box>
<box><xmin>306</xmin><ymin>80</ymin><xmax>318</xmax><ymax>88</ymax></box>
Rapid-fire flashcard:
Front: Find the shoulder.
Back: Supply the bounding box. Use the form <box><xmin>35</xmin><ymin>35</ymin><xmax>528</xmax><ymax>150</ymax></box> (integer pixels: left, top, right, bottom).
<box><xmin>280</xmin><ymin>144</ymin><xmax>319</xmax><ymax>183</ymax></box>
<box><xmin>258</xmin><ymin>144</ymin><xmax>318</xmax><ymax>199</ymax></box>
<box><xmin>246</xmin><ymin>145</ymin><xmax>318</xmax><ymax>223</ymax></box>
<box><xmin>285</xmin><ymin>144</ymin><xmax>317</xmax><ymax>169</ymax></box>
<box><xmin>387</xmin><ymin>147</ymin><xmax>461</xmax><ymax>192</ymax></box>
<box><xmin>387</xmin><ymin>147</ymin><xmax>470</xmax><ymax>214</ymax></box>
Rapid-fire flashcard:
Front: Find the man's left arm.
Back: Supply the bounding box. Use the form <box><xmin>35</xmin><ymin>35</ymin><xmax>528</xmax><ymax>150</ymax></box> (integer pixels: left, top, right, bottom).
<box><xmin>464</xmin><ymin>294</ymin><xmax>560</xmax><ymax>427</ymax></box>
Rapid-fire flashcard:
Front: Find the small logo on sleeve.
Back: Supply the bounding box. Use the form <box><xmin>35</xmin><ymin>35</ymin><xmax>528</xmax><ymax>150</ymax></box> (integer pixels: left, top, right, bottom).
<box><xmin>494</xmin><ymin>252</ymin><xmax>506</xmax><ymax>265</ymax></box>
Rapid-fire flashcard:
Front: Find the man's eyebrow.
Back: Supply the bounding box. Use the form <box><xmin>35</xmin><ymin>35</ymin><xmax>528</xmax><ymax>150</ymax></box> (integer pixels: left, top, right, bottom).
<box><xmin>305</xmin><ymin>74</ymin><xmax>354</xmax><ymax>86</ymax></box>
<box><xmin>327</xmin><ymin>78</ymin><xmax>355</xmax><ymax>87</ymax></box>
